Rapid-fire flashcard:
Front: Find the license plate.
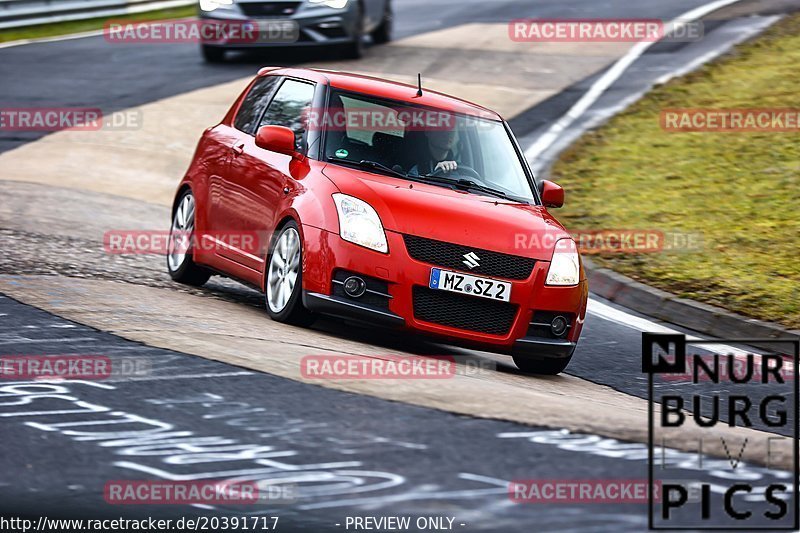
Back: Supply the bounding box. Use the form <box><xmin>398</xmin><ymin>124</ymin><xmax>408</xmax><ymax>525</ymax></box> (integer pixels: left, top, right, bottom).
<box><xmin>429</xmin><ymin>268</ymin><xmax>511</xmax><ymax>302</ymax></box>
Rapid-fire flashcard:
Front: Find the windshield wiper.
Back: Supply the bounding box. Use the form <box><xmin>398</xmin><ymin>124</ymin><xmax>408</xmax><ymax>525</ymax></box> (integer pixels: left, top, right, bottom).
<box><xmin>327</xmin><ymin>157</ymin><xmax>408</xmax><ymax>180</ymax></box>
<box><xmin>418</xmin><ymin>175</ymin><xmax>522</xmax><ymax>202</ymax></box>
<box><xmin>327</xmin><ymin>157</ymin><xmax>528</xmax><ymax>203</ymax></box>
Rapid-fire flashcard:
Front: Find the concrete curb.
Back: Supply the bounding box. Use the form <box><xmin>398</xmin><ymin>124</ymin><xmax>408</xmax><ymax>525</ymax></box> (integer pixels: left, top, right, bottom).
<box><xmin>584</xmin><ymin>258</ymin><xmax>800</xmax><ymax>352</ymax></box>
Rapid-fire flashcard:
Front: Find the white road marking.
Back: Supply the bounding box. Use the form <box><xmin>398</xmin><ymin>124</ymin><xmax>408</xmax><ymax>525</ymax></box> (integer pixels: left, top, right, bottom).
<box><xmin>297</xmin><ymin>472</ymin><xmax>508</xmax><ymax>511</ymax></box>
<box><xmin>524</xmin><ymin>0</ymin><xmax>746</xmax><ymax>164</ymax></box>
<box><xmin>653</xmin><ymin>16</ymin><xmax>781</xmax><ymax>85</ymax></box>
<box><xmin>104</xmin><ymin>371</ymin><xmax>256</xmax><ymax>382</ymax></box>
<box><xmin>498</xmin><ymin>429</ymin><xmax>794</xmax><ymax>478</ymax></box>
<box><xmin>518</xmin><ymin>0</ymin><xmax>772</xmax><ymax>358</ymax></box>
<box><xmin>0</xmin><ymin>337</ymin><xmax>98</xmax><ymax>345</ymax></box>
<box><xmin>588</xmin><ymin>298</ymin><xmax>752</xmax><ymax>356</ymax></box>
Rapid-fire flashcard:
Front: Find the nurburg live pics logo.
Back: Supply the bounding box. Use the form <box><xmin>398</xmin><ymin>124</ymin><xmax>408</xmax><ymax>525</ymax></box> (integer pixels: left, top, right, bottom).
<box><xmin>643</xmin><ymin>333</ymin><xmax>800</xmax><ymax>530</ymax></box>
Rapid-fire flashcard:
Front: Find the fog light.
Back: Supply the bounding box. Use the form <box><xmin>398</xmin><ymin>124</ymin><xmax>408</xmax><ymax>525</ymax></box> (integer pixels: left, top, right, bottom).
<box><xmin>551</xmin><ymin>316</ymin><xmax>569</xmax><ymax>338</ymax></box>
<box><xmin>343</xmin><ymin>276</ymin><xmax>366</xmax><ymax>298</ymax></box>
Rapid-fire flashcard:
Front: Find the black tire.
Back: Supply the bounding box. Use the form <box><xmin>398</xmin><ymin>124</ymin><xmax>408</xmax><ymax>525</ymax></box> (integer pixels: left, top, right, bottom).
<box><xmin>513</xmin><ymin>354</ymin><xmax>573</xmax><ymax>375</ymax></box>
<box><xmin>201</xmin><ymin>44</ymin><xmax>226</xmax><ymax>63</ymax></box>
<box><xmin>167</xmin><ymin>190</ymin><xmax>212</xmax><ymax>287</ymax></box>
<box><xmin>265</xmin><ymin>221</ymin><xmax>316</xmax><ymax>326</ymax></box>
<box><xmin>341</xmin><ymin>5</ymin><xmax>365</xmax><ymax>59</ymax></box>
<box><xmin>371</xmin><ymin>2</ymin><xmax>392</xmax><ymax>44</ymax></box>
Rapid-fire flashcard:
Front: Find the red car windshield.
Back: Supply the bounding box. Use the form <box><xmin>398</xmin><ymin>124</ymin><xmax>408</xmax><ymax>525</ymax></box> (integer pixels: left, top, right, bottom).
<box><xmin>319</xmin><ymin>90</ymin><xmax>536</xmax><ymax>203</ymax></box>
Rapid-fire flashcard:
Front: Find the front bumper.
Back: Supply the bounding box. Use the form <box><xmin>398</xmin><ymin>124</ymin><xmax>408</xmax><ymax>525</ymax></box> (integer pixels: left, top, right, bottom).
<box><xmin>303</xmin><ymin>291</ymin><xmax>405</xmax><ymax>328</ymax></box>
<box><xmin>301</xmin><ymin>225</ymin><xmax>589</xmax><ymax>359</ymax></box>
<box><xmin>199</xmin><ymin>4</ymin><xmax>359</xmax><ymax>48</ymax></box>
<box><xmin>512</xmin><ymin>337</ymin><xmax>576</xmax><ymax>359</ymax></box>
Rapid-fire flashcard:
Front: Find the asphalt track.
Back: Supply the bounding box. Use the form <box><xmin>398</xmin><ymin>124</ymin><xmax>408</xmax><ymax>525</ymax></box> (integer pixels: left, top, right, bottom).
<box><xmin>1</xmin><ymin>294</ymin><xmax>795</xmax><ymax>531</ymax></box>
<box><xmin>2</xmin><ymin>0</ymin><xmax>800</xmax><ymax>531</ymax></box>
<box><xmin>0</xmin><ymin>0</ymin><xmax>749</xmax><ymax>154</ymax></box>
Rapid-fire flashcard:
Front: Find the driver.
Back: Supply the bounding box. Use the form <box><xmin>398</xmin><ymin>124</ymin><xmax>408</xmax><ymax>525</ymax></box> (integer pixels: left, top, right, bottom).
<box><xmin>409</xmin><ymin>127</ymin><xmax>458</xmax><ymax>176</ymax></box>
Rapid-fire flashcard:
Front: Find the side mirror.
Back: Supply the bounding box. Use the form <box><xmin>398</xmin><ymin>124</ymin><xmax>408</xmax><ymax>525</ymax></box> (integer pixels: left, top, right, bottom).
<box><xmin>255</xmin><ymin>125</ymin><xmax>299</xmax><ymax>158</ymax></box>
<box><xmin>538</xmin><ymin>180</ymin><xmax>564</xmax><ymax>208</ymax></box>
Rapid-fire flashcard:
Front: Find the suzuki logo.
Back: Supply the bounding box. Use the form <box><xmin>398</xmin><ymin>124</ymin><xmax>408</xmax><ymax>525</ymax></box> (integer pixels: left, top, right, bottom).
<box><xmin>462</xmin><ymin>252</ymin><xmax>481</xmax><ymax>269</ymax></box>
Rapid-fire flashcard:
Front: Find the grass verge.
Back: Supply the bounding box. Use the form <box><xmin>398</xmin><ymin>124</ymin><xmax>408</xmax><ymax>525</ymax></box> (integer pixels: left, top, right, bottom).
<box><xmin>551</xmin><ymin>13</ymin><xmax>800</xmax><ymax>329</ymax></box>
<box><xmin>0</xmin><ymin>5</ymin><xmax>196</xmax><ymax>44</ymax></box>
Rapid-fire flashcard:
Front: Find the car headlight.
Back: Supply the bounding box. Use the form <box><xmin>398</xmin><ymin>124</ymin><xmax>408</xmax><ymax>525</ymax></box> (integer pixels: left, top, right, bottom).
<box><xmin>546</xmin><ymin>238</ymin><xmax>580</xmax><ymax>286</ymax></box>
<box><xmin>200</xmin><ymin>0</ymin><xmax>236</xmax><ymax>12</ymax></box>
<box><xmin>333</xmin><ymin>194</ymin><xmax>388</xmax><ymax>253</ymax></box>
<box><xmin>308</xmin><ymin>0</ymin><xmax>350</xmax><ymax>9</ymax></box>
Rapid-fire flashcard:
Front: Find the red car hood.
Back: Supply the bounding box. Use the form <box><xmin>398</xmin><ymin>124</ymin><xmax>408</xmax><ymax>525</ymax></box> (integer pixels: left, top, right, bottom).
<box><xmin>322</xmin><ymin>164</ymin><xmax>572</xmax><ymax>261</ymax></box>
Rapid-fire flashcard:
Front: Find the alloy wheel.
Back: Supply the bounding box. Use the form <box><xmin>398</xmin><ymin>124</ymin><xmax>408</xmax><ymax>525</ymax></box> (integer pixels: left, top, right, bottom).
<box><xmin>267</xmin><ymin>227</ymin><xmax>301</xmax><ymax>313</ymax></box>
<box><xmin>168</xmin><ymin>193</ymin><xmax>195</xmax><ymax>273</ymax></box>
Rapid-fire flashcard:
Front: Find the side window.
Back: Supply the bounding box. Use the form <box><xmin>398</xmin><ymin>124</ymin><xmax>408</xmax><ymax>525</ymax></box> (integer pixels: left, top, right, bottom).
<box><xmin>234</xmin><ymin>76</ymin><xmax>280</xmax><ymax>135</ymax></box>
<box><xmin>259</xmin><ymin>79</ymin><xmax>315</xmax><ymax>152</ymax></box>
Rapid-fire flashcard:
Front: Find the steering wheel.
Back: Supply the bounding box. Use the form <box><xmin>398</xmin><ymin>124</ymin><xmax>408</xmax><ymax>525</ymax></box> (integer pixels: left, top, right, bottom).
<box><xmin>430</xmin><ymin>164</ymin><xmax>482</xmax><ymax>181</ymax></box>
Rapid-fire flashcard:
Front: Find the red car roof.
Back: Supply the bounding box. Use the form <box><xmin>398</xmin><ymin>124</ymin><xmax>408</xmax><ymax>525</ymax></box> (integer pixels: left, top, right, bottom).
<box><xmin>259</xmin><ymin>67</ymin><xmax>502</xmax><ymax>121</ymax></box>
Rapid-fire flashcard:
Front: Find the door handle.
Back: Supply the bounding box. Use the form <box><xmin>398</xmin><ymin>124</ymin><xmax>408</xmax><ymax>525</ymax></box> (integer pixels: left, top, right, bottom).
<box><xmin>231</xmin><ymin>142</ymin><xmax>245</xmax><ymax>156</ymax></box>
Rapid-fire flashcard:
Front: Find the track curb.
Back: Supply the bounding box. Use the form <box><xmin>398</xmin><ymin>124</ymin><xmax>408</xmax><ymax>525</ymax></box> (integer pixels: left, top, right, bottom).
<box><xmin>585</xmin><ymin>258</ymin><xmax>800</xmax><ymax>351</ymax></box>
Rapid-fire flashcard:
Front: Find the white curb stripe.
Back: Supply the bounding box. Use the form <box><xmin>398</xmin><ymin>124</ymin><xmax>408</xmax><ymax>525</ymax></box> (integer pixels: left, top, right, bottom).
<box><xmin>589</xmin><ymin>298</ymin><xmax>753</xmax><ymax>357</ymax></box>
<box><xmin>524</xmin><ymin>0</ymin><xmax>746</xmax><ymax>163</ymax></box>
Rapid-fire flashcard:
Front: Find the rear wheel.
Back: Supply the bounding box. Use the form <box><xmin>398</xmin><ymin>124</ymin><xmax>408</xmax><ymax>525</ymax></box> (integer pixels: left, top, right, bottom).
<box><xmin>167</xmin><ymin>191</ymin><xmax>212</xmax><ymax>287</ymax></box>
<box><xmin>265</xmin><ymin>221</ymin><xmax>315</xmax><ymax>326</ymax></box>
<box><xmin>201</xmin><ymin>44</ymin><xmax>226</xmax><ymax>63</ymax></box>
<box><xmin>513</xmin><ymin>354</ymin><xmax>573</xmax><ymax>375</ymax></box>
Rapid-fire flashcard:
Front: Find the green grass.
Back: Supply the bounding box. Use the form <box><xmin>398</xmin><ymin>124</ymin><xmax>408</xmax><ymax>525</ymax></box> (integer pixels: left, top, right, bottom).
<box><xmin>551</xmin><ymin>13</ymin><xmax>800</xmax><ymax>329</ymax></box>
<box><xmin>0</xmin><ymin>5</ymin><xmax>197</xmax><ymax>43</ymax></box>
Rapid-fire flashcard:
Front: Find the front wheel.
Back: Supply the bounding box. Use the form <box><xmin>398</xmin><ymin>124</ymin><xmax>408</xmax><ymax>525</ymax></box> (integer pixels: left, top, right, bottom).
<box><xmin>265</xmin><ymin>221</ymin><xmax>315</xmax><ymax>326</ymax></box>
<box><xmin>371</xmin><ymin>2</ymin><xmax>393</xmax><ymax>44</ymax></box>
<box><xmin>201</xmin><ymin>44</ymin><xmax>226</xmax><ymax>63</ymax></box>
<box><xmin>513</xmin><ymin>354</ymin><xmax>573</xmax><ymax>375</ymax></box>
<box><xmin>341</xmin><ymin>6</ymin><xmax>364</xmax><ymax>59</ymax></box>
<box><xmin>167</xmin><ymin>191</ymin><xmax>212</xmax><ymax>287</ymax></box>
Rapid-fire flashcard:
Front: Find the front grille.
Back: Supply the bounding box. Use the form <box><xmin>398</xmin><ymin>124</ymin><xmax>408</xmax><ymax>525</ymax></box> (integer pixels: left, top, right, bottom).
<box><xmin>238</xmin><ymin>2</ymin><xmax>301</xmax><ymax>17</ymax></box>
<box><xmin>413</xmin><ymin>287</ymin><xmax>517</xmax><ymax>336</ymax></box>
<box><xmin>403</xmin><ymin>235</ymin><xmax>535</xmax><ymax>281</ymax></box>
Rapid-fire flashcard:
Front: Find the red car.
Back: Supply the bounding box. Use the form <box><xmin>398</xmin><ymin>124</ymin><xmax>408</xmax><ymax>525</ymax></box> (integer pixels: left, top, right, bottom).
<box><xmin>168</xmin><ymin>67</ymin><xmax>588</xmax><ymax>374</ymax></box>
